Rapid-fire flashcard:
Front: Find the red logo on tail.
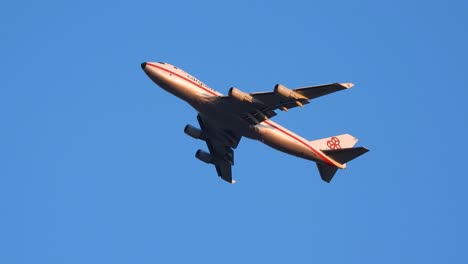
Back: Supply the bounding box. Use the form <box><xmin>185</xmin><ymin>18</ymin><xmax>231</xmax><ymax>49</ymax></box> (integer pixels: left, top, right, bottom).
<box><xmin>327</xmin><ymin>137</ymin><xmax>341</xmax><ymax>149</ymax></box>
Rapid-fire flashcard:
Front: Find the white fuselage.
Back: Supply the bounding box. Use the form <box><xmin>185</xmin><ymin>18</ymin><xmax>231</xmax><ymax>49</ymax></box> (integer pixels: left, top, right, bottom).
<box><xmin>142</xmin><ymin>62</ymin><xmax>342</xmax><ymax>168</ymax></box>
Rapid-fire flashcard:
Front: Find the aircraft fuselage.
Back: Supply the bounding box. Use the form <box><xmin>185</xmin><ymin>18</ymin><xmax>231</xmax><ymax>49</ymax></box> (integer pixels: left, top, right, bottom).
<box><xmin>141</xmin><ymin>62</ymin><xmax>343</xmax><ymax>168</ymax></box>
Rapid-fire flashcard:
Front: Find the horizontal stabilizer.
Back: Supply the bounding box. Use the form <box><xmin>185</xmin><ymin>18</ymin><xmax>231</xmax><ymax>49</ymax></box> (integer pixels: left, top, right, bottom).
<box><xmin>317</xmin><ymin>163</ymin><xmax>339</xmax><ymax>183</ymax></box>
<box><xmin>322</xmin><ymin>147</ymin><xmax>369</xmax><ymax>164</ymax></box>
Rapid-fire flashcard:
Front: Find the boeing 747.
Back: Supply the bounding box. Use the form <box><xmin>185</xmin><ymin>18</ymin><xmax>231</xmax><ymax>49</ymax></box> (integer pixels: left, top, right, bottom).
<box><xmin>141</xmin><ymin>61</ymin><xmax>368</xmax><ymax>184</ymax></box>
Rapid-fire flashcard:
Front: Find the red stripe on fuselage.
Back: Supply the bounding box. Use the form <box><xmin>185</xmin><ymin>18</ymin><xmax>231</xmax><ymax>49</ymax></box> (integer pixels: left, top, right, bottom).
<box><xmin>262</xmin><ymin>120</ymin><xmax>336</xmax><ymax>166</ymax></box>
<box><xmin>146</xmin><ymin>63</ymin><xmax>220</xmax><ymax>97</ymax></box>
<box><xmin>145</xmin><ymin>62</ymin><xmax>337</xmax><ymax>167</ymax></box>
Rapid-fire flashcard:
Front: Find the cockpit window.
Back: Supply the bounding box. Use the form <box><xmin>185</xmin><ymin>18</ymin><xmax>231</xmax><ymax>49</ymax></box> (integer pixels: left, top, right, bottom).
<box><xmin>158</xmin><ymin>61</ymin><xmax>166</xmax><ymax>64</ymax></box>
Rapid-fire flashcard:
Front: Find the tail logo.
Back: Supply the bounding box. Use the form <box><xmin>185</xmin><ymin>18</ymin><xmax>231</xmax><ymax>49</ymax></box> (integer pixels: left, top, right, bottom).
<box><xmin>327</xmin><ymin>137</ymin><xmax>341</xmax><ymax>149</ymax></box>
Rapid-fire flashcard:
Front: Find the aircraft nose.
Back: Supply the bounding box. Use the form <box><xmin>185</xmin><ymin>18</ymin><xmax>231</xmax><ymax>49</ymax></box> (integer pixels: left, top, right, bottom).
<box><xmin>140</xmin><ymin>62</ymin><xmax>147</xmax><ymax>70</ymax></box>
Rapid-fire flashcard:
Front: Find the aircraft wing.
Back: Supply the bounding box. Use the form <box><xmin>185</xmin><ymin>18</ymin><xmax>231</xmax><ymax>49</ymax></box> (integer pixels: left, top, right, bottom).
<box><xmin>251</xmin><ymin>82</ymin><xmax>353</xmax><ymax>111</ymax></box>
<box><xmin>197</xmin><ymin>115</ymin><xmax>241</xmax><ymax>184</ymax></box>
<box><xmin>212</xmin><ymin>83</ymin><xmax>353</xmax><ymax>125</ymax></box>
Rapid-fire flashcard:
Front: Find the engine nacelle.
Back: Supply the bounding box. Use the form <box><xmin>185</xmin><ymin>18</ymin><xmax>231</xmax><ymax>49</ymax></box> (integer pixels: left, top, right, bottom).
<box><xmin>274</xmin><ymin>84</ymin><xmax>307</xmax><ymax>100</ymax></box>
<box><xmin>195</xmin><ymin>149</ymin><xmax>214</xmax><ymax>164</ymax></box>
<box><xmin>184</xmin><ymin>125</ymin><xmax>205</xmax><ymax>140</ymax></box>
<box><xmin>228</xmin><ymin>87</ymin><xmax>255</xmax><ymax>104</ymax></box>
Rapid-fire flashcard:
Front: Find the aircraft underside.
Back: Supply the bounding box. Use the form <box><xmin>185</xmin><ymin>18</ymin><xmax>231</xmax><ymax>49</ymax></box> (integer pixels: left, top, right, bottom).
<box><xmin>141</xmin><ymin>61</ymin><xmax>368</xmax><ymax>184</ymax></box>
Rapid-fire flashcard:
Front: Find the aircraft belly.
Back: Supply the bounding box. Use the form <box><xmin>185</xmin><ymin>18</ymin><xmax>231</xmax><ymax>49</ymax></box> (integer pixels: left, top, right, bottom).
<box><xmin>158</xmin><ymin>74</ymin><xmax>321</xmax><ymax>162</ymax></box>
<box><xmin>254</xmin><ymin>122</ymin><xmax>320</xmax><ymax>162</ymax></box>
<box><xmin>152</xmin><ymin>72</ymin><xmax>203</xmax><ymax>103</ymax></box>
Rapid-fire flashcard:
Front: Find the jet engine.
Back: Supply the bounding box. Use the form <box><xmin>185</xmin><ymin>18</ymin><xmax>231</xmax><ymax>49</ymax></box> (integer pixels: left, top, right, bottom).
<box><xmin>228</xmin><ymin>87</ymin><xmax>255</xmax><ymax>104</ymax></box>
<box><xmin>274</xmin><ymin>84</ymin><xmax>307</xmax><ymax>100</ymax></box>
<box><xmin>274</xmin><ymin>84</ymin><xmax>308</xmax><ymax>107</ymax></box>
<box><xmin>184</xmin><ymin>125</ymin><xmax>205</xmax><ymax>140</ymax></box>
<box><xmin>195</xmin><ymin>149</ymin><xmax>213</xmax><ymax>164</ymax></box>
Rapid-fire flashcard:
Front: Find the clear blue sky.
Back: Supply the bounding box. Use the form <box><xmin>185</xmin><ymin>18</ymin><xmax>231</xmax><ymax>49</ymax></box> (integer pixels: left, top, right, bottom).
<box><xmin>1</xmin><ymin>0</ymin><xmax>467</xmax><ymax>263</ymax></box>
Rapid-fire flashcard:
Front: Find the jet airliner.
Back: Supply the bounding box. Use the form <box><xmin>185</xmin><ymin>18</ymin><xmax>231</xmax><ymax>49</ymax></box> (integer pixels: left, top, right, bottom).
<box><xmin>141</xmin><ymin>61</ymin><xmax>368</xmax><ymax>183</ymax></box>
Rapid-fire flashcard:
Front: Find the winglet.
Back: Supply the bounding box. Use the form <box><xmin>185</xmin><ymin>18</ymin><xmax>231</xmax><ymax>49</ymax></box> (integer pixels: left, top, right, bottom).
<box><xmin>340</xmin><ymin>83</ymin><xmax>354</xmax><ymax>89</ymax></box>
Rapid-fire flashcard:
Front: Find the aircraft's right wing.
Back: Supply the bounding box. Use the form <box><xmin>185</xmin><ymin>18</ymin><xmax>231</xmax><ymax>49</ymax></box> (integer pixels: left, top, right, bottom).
<box><xmin>197</xmin><ymin>115</ymin><xmax>241</xmax><ymax>184</ymax></box>
<box><xmin>210</xmin><ymin>83</ymin><xmax>353</xmax><ymax>125</ymax></box>
<box><xmin>250</xmin><ymin>83</ymin><xmax>354</xmax><ymax>112</ymax></box>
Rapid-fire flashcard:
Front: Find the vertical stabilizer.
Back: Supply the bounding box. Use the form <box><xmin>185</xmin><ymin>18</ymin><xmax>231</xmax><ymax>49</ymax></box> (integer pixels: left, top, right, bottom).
<box><xmin>310</xmin><ymin>134</ymin><xmax>358</xmax><ymax>150</ymax></box>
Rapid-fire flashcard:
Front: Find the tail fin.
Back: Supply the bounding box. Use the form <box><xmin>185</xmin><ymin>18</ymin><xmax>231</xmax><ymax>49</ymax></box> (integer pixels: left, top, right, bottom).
<box><xmin>317</xmin><ymin>147</ymin><xmax>369</xmax><ymax>183</ymax></box>
<box><xmin>309</xmin><ymin>134</ymin><xmax>358</xmax><ymax>150</ymax></box>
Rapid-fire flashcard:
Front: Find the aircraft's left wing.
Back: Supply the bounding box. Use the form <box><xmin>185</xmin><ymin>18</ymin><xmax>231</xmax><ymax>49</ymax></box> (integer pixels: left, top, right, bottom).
<box><xmin>197</xmin><ymin>115</ymin><xmax>241</xmax><ymax>184</ymax></box>
<box><xmin>211</xmin><ymin>83</ymin><xmax>353</xmax><ymax>125</ymax></box>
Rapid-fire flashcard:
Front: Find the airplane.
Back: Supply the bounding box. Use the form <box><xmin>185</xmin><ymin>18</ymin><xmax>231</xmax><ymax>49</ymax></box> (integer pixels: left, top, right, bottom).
<box><xmin>141</xmin><ymin>61</ymin><xmax>368</xmax><ymax>184</ymax></box>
